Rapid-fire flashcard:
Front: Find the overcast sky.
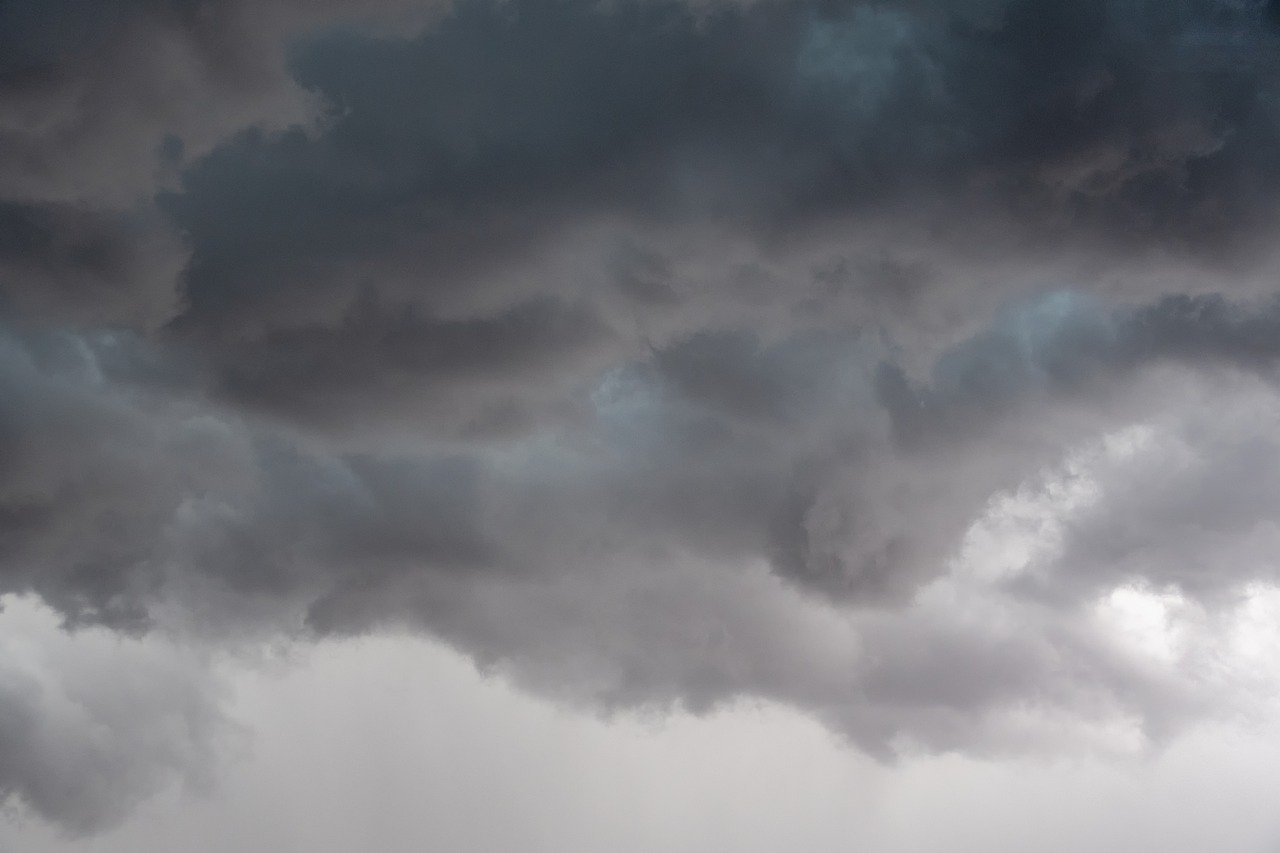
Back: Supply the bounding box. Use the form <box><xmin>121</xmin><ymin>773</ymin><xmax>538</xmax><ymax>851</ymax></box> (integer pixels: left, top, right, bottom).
<box><xmin>6</xmin><ymin>0</ymin><xmax>1280</xmax><ymax>849</ymax></box>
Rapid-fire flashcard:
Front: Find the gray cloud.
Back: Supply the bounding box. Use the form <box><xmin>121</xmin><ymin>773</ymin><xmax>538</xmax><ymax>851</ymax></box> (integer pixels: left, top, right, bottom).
<box><xmin>0</xmin><ymin>597</ymin><xmax>230</xmax><ymax>835</ymax></box>
<box><xmin>134</xmin><ymin>0</ymin><xmax>1280</xmax><ymax>440</ymax></box>
<box><xmin>9</xmin><ymin>0</ymin><xmax>1280</xmax><ymax>834</ymax></box>
<box><xmin>877</xmin><ymin>292</ymin><xmax>1280</xmax><ymax>449</ymax></box>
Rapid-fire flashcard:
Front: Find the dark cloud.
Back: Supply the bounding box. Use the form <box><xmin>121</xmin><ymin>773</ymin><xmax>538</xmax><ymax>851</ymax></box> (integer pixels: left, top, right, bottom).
<box><xmin>10</xmin><ymin>0</ymin><xmax>1280</xmax><ymax>834</ymax></box>
<box><xmin>210</xmin><ymin>291</ymin><xmax>617</xmax><ymax>436</ymax></box>
<box><xmin>0</xmin><ymin>202</ymin><xmax>184</xmax><ymax>327</ymax></box>
<box><xmin>877</xmin><ymin>292</ymin><xmax>1280</xmax><ymax>450</ymax></box>
<box><xmin>134</xmin><ymin>0</ymin><xmax>1280</xmax><ymax>441</ymax></box>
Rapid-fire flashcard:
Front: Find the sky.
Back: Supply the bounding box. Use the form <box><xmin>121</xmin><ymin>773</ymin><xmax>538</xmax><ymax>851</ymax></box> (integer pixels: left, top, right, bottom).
<box><xmin>6</xmin><ymin>0</ymin><xmax>1280</xmax><ymax>849</ymax></box>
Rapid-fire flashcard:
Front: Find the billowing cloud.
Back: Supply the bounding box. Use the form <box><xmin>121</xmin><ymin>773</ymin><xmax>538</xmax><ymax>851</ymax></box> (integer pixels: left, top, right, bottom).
<box><xmin>0</xmin><ymin>596</ymin><xmax>230</xmax><ymax>834</ymax></box>
<box><xmin>6</xmin><ymin>0</ymin><xmax>1280</xmax><ymax>835</ymax></box>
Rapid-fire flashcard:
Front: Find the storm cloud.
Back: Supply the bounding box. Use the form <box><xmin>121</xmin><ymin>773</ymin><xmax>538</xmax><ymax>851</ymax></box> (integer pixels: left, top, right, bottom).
<box><xmin>6</xmin><ymin>0</ymin><xmax>1280</xmax><ymax>836</ymax></box>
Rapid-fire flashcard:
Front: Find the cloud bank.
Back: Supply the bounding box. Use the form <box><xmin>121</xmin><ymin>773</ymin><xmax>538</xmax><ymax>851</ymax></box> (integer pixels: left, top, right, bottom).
<box><xmin>6</xmin><ymin>0</ymin><xmax>1280</xmax><ymax>832</ymax></box>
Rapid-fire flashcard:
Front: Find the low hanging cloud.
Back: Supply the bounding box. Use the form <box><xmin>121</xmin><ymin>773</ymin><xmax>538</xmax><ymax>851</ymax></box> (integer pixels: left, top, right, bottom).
<box><xmin>7</xmin><ymin>0</ymin><xmax>1280</xmax><ymax>834</ymax></box>
<box><xmin>0</xmin><ymin>595</ymin><xmax>231</xmax><ymax>834</ymax></box>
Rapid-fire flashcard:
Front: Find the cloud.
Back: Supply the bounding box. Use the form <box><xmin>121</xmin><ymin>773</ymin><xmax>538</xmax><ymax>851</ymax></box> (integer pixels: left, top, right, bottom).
<box><xmin>8</xmin><ymin>0</ymin><xmax>1280</xmax><ymax>834</ymax></box>
<box><xmin>0</xmin><ymin>595</ymin><xmax>231</xmax><ymax>834</ymax></box>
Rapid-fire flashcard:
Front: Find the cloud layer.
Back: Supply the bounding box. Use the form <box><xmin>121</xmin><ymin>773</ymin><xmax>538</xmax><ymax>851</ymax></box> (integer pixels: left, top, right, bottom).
<box><xmin>6</xmin><ymin>0</ymin><xmax>1280</xmax><ymax>832</ymax></box>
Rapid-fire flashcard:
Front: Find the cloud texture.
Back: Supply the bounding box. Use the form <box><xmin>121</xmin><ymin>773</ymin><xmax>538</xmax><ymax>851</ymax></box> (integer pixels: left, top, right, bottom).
<box><xmin>7</xmin><ymin>0</ymin><xmax>1280</xmax><ymax>832</ymax></box>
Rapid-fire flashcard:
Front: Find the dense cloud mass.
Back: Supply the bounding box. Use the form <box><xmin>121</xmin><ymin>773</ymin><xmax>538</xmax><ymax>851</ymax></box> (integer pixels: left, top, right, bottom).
<box><xmin>7</xmin><ymin>0</ymin><xmax>1280</xmax><ymax>833</ymax></box>
<box><xmin>0</xmin><ymin>596</ymin><xmax>229</xmax><ymax>833</ymax></box>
